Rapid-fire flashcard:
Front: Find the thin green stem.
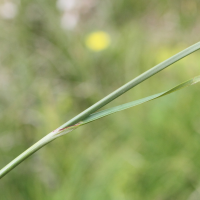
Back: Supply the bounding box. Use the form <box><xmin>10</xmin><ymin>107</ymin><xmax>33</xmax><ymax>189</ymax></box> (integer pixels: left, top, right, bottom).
<box><xmin>0</xmin><ymin>41</ymin><xmax>200</xmax><ymax>179</ymax></box>
<box><xmin>0</xmin><ymin>125</ymin><xmax>79</xmax><ymax>179</ymax></box>
<box><xmin>0</xmin><ymin>133</ymin><xmax>55</xmax><ymax>179</ymax></box>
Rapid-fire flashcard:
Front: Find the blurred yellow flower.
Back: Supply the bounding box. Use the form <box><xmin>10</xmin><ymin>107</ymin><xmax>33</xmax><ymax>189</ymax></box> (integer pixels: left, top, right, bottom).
<box><xmin>85</xmin><ymin>31</ymin><xmax>110</xmax><ymax>51</ymax></box>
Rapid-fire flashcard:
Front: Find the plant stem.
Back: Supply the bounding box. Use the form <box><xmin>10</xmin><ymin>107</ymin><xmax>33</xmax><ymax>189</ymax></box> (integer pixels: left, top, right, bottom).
<box><xmin>0</xmin><ymin>41</ymin><xmax>200</xmax><ymax>179</ymax></box>
<box><xmin>0</xmin><ymin>133</ymin><xmax>55</xmax><ymax>179</ymax></box>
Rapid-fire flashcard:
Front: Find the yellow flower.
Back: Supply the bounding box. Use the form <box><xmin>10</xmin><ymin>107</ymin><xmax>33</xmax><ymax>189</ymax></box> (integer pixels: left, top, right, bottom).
<box><xmin>85</xmin><ymin>31</ymin><xmax>110</xmax><ymax>51</ymax></box>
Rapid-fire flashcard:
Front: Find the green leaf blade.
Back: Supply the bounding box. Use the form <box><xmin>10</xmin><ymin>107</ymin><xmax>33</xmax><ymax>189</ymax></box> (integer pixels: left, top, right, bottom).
<box><xmin>81</xmin><ymin>75</ymin><xmax>200</xmax><ymax>125</ymax></box>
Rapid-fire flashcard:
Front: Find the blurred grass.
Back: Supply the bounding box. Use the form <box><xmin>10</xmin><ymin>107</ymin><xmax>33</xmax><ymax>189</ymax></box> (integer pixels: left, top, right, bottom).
<box><xmin>0</xmin><ymin>0</ymin><xmax>200</xmax><ymax>199</ymax></box>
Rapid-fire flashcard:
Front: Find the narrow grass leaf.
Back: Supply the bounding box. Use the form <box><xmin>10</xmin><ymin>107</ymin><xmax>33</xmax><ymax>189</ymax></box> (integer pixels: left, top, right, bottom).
<box><xmin>80</xmin><ymin>76</ymin><xmax>200</xmax><ymax>125</ymax></box>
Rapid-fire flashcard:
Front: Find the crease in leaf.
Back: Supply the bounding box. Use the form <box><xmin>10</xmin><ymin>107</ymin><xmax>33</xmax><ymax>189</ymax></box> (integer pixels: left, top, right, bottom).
<box><xmin>81</xmin><ymin>75</ymin><xmax>200</xmax><ymax>125</ymax></box>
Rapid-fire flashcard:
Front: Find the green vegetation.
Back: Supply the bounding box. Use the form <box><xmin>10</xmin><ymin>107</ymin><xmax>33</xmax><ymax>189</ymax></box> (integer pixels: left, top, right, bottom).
<box><xmin>0</xmin><ymin>0</ymin><xmax>200</xmax><ymax>199</ymax></box>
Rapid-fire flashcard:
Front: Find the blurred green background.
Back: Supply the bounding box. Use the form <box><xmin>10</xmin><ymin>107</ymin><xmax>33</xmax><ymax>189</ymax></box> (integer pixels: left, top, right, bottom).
<box><xmin>0</xmin><ymin>0</ymin><xmax>200</xmax><ymax>199</ymax></box>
